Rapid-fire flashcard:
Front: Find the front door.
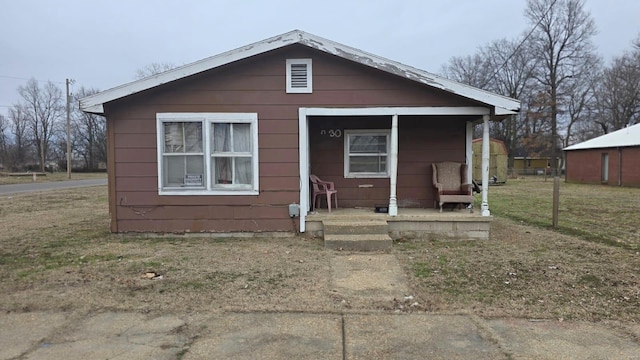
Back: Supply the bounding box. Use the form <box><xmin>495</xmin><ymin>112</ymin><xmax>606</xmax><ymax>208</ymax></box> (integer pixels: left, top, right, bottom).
<box><xmin>601</xmin><ymin>153</ymin><xmax>609</xmax><ymax>183</ymax></box>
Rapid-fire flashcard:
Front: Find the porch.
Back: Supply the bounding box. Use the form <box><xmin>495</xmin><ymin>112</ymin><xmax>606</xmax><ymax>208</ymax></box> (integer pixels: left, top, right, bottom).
<box><xmin>304</xmin><ymin>207</ymin><xmax>492</xmax><ymax>243</ymax></box>
<box><xmin>298</xmin><ymin>107</ymin><xmax>503</xmax><ymax>238</ymax></box>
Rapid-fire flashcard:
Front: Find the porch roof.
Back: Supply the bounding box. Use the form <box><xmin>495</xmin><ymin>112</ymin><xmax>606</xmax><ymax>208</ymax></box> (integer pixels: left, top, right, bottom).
<box><xmin>80</xmin><ymin>30</ymin><xmax>521</xmax><ymax>116</ymax></box>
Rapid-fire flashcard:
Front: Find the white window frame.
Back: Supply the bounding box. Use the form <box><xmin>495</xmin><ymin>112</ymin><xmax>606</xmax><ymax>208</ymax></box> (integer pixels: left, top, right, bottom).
<box><xmin>344</xmin><ymin>129</ymin><xmax>390</xmax><ymax>178</ymax></box>
<box><xmin>286</xmin><ymin>58</ymin><xmax>312</xmax><ymax>93</ymax></box>
<box><xmin>156</xmin><ymin>113</ymin><xmax>259</xmax><ymax>195</ymax></box>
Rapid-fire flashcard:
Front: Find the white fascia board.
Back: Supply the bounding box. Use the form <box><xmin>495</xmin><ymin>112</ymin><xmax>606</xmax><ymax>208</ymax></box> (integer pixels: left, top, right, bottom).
<box><xmin>494</xmin><ymin>107</ymin><xmax>518</xmax><ymax>116</ymax></box>
<box><xmin>82</xmin><ymin>103</ymin><xmax>104</xmax><ymax>114</ymax></box>
<box><xmin>303</xmin><ymin>106</ymin><xmax>490</xmax><ymax>116</ymax></box>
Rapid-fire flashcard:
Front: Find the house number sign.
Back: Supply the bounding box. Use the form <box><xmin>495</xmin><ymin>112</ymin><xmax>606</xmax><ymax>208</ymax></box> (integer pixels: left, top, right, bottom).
<box><xmin>320</xmin><ymin>129</ymin><xmax>342</xmax><ymax>137</ymax></box>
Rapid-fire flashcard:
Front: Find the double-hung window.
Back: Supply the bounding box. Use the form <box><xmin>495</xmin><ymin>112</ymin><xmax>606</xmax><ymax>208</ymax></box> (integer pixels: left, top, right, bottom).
<box><xmin>157</xmin><ymin>113</ymin><xmax>259</xmax><ymax>195</ymax></box>
<box><xmin>344</xmin><ymin>129</ymin><xmax>390</xmax><ymax>178</ymax></box>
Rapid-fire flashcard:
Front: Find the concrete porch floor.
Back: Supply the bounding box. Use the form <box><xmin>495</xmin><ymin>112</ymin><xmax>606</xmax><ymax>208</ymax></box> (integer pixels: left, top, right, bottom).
<box><xmin>305</xmin><ymin>207</ymin><xmax>493</xmax><ymax>241</ymax></box>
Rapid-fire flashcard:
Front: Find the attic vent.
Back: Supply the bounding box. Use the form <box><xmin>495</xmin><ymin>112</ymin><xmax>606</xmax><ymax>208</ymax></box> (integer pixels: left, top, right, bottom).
<box><xmin>286</xmin><ymin>59</ymin><xmax>312</xmax><ymax>93</ymax></box>
<box><xmin>290</xmin><ymin>64</ymin><xmax>308</xmax><ymax>87</ymax></box>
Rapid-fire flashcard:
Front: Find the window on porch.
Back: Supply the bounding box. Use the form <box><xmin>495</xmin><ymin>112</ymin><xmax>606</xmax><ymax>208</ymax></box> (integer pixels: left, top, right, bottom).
<box><xmin>344</xmin><ymin>129</ymin><xmax>390</xmax><ymax>178</ymax></box>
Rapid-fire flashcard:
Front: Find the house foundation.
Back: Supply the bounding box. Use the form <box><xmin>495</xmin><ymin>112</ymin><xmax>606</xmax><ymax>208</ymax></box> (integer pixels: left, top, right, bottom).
<box><xmin>305</xmin><ymin>208</ymin><xmax>491</xmax><ymax>241</ymax></box>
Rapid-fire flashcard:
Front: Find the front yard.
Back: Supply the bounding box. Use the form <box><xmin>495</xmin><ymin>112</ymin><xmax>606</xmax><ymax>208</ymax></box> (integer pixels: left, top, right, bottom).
<box><xmin>0</xmin><ymin>179</ymin><xmax>637</xmax><ymax>322</ymax></box>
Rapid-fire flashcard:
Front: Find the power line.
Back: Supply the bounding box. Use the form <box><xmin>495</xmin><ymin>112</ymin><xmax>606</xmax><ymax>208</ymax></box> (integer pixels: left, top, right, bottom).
<box><xmin>0</xmin><ymin>74</ymin><xmax>65</xmax><ymax>85</ymax></box>
<box><xmin>487</xmin><ymin>0</ymin><xmax>559</xmax><ymax>84</ymax></box>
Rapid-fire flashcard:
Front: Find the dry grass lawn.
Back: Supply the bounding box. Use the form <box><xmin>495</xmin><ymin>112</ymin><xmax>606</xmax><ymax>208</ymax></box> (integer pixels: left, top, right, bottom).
<box><xmin>0</xmin><ymin>179</ymin><xmax>638</xmax><ymax>323</ymax></box>
<box><xmin>488</xmin><ymin>176</ymin><xmax>639</xmax><ymax>249</ymax></box>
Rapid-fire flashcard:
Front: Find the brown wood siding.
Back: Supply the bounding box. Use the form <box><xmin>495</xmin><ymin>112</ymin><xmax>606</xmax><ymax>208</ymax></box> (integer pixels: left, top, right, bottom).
<box><xmin>309</xmin><ymin>115</ymin><xmax>467</xmax><ymax>209</ymax></box>
<box><xmin>106</xmin><ymin>44</ymin><xmax>484</xmax><ymax>232</ymax></box>
<box><xmin>106</xmin><ymin>110</ymin><xmax>118</xmax><ymax>232</ymax></box>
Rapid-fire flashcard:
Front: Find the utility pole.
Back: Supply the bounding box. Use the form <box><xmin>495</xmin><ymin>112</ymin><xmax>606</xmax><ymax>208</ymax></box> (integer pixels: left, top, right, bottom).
<box><xmin>66</xmin><ymin>78</ymin><xmax>74</xmax><ymax>179</ymax></box>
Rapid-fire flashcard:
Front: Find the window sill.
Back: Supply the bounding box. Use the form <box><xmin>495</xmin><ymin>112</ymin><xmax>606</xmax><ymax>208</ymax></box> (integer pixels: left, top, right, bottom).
<box><xmin>345</xmin><ymin>173</ymin><xmax>390</xmax><ymax>179</ymax></box>
<box><xmin>159</xmin><ymin>189</ymin><xmax>259</xmax><ymax>196</ymax></box>
<box><xmin>286</xmin><ymin>89</ymin><xmax>313</xmax><ymax>94</ymax></box>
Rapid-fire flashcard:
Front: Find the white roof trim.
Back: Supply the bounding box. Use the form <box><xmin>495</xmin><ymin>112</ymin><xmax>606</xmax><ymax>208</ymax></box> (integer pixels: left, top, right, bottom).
<box><xmin>80</xmin><ymin>30</ymin><xmax>521</xmax><ymax>115</ymax></box>
<box><xmin>302</xmin><ymin>106</ymin><xmax>490</xmax><ymax>116</ymax></box>
<box><xmin>564</xmin><ymin>123</ymin><xmax>640</xmax><ymax>151</ymax></box>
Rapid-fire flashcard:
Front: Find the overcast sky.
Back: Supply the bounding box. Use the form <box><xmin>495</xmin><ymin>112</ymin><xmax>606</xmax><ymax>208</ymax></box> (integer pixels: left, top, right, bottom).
<box><xmin>1</xmin><ymin>0</ymin><xmax>639</xmax><ymax>117</ymax></box>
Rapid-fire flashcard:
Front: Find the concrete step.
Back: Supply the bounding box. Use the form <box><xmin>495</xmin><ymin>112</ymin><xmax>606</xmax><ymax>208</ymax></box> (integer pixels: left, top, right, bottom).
<box><xmin>324</xmin><ymin>234</ymin><xmax>393</xmax><ymax>251</ymax></box>
<box><xmin>322</xmin><ymin>220</ymin><xmax>389</xmax><ymax>235</ymax></box>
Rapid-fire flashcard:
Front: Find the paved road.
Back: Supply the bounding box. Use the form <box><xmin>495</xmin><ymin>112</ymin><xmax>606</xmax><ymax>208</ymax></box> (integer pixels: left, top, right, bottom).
<box><xmin>0</xmin><ymin>178</ymin><xmax>107</xmax><ymax>195</ymax></box>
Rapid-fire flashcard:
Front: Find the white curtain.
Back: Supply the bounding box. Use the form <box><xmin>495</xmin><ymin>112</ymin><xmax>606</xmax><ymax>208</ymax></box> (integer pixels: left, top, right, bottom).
<box><xmin>234</xmin><ymin>124</ymin><xmax>251</xmax><ymax>184</ymax></box>
<box><xmin>212</xmin><ymin>123</ymin><xmax>251</xmax><ymax>185</ymax></box>
<box><xmin>213</xmin><ymin>124</ymin><xmax>231</xmax><ymax>183</ymax></box>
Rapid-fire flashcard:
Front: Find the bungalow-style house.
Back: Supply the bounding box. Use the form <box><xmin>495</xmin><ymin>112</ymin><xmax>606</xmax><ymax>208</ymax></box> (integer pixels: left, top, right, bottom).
<box><xmin>564</xmin><ymin>123</ymin><xmax>640</xmax><ymax>187</ymax></box>
<box><xmin>80</xmin><ymin>30</ymin><xmax>520</xmax><ymax>240</ymax></box>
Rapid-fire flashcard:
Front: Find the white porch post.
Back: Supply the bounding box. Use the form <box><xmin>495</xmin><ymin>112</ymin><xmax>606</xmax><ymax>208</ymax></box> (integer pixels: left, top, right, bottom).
<box><xmin>481</xmin><ymin>114</ymin><xmax>491</xmax><ymax>216</ymax></box>
<box><xmin>466</xmin><ymin>121</ymin><xmax>473</xmax><ymax>181</ymax></box>
<box><xmin>298</xmin><ymin>108</ymin><xmax>309</xmax><ymax>232</ymax></box>
<box><xmin>388</xmin><ymin>114</ymin><xmax>399</xmax><ymax>216</ymax></box>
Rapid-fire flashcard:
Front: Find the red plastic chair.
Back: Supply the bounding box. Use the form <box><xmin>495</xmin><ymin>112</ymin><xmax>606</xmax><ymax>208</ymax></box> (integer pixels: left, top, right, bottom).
<box><xmin>310</xmin><ymin>174</ymin><xmax>338</xmax><ymax>212</ymax></box>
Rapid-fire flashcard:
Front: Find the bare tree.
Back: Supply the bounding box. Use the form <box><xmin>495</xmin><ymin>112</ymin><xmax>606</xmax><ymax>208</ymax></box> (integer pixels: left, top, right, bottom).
<box><xmin>440</xmin><ymin>53</ymin><xmax>493</xmax><ymax>89</ymax></box>
<box><xmin>73</xmin><ymin>87</ymin><xmax>107</xmax><ymax>170</ymax></box>
<box><xmin>562</xmin><ymin>52</ymin><xmax>601</xmax><ymax>149</ymax></box>
<box><xmin>592</xmin><ymin>49</ymin><xmax>640</xmax><ymax>133</ymax></box>
<box><xmin>6</xmin><ymin>105</ymin><xmax>32</xmax><ymax>170</ymax></box>
<box><xmin>17</xmin><ymin>79</ymin><xmax>64</xmax><ymax>172</ymax></box>
<box><xmin>441</xmin><ymin>36</ymin><xmax>538</xmax><ymax>166</ymax></box>
<box><xmin>482</xmin><ymin>38</ymin><xmax>539</xmax><ymax>166</ymax></box>
<box><xmin>519</xmin><ymin>90</ymin><xmax>555</xmax><ymax>158</ymax></box>
<box><xmin>525</xmin><ymin>0</ymin><xmax>597</xmax><ymax>175</ymax></box>
<box><xmin>0</xmin><ymin>114</ymin><xmax>8</xmax><ymax>169</ymax></box>
<box><xmin>134</xmin><ymin>62</ymin><xmax>176</xmax><ymax>79</ymax></box>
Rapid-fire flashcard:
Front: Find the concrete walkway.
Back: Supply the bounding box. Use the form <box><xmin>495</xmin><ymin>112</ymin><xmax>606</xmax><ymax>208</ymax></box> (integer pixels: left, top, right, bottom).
<box><xmin>1</xmin><ymin>254</ymin><xmax>639</xmax><ymax>358</ymax></box>
<box><xmin>1</xmin><ymin>311</ymin><xmax>639</xmax><ymax>359</ymax></box>
<box><xmin>0</xmin><ymin>178</ymin><xmax>107</xmax><ymax>195</ymax></box>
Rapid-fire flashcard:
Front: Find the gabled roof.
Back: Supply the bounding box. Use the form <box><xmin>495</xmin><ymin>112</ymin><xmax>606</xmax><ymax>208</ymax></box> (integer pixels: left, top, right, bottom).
<box><xmin>80</xmin><ymin>30</ymin><xmax>521</xmax><ymax>115</ymax></box>
<box><xmin>564</xmin><ymin>123</ymin><xmax>640</xmax><ymax>151</ymax></box>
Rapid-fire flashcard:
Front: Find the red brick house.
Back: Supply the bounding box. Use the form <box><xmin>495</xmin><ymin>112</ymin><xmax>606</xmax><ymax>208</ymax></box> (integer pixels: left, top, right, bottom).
<box><xmin>80</xmin><ymin>30</ymin><xmax>520</xmax><ymax>234</ymax></box>
<box><xmin>564</xmin><ymin>123</ymin><xmax>640</xmax><ymax>187</ymax></box>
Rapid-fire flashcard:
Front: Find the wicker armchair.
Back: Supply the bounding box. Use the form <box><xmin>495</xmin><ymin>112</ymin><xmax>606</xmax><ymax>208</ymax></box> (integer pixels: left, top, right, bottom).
<box><xmin>431</xmin><ymin>162</ymin><xmax>473</xmax><ymax>212</ymax></box>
